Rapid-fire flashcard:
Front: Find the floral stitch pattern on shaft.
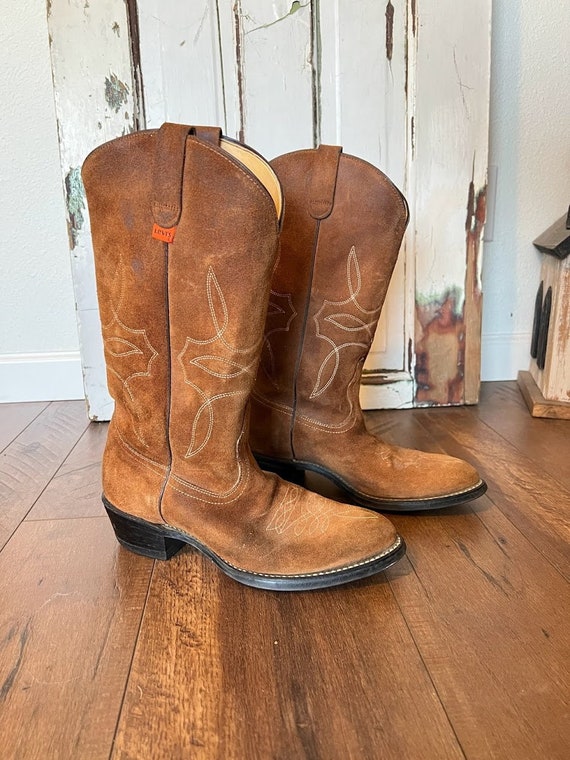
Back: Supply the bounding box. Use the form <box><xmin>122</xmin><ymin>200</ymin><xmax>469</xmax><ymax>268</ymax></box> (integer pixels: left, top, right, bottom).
<box><xmin>260</xmin><ymin>290</ymin><xmax>297</xmax><ymax>386</ymax></box>
<box><xmin>103</xmin><ymin>254</ymin><xmax>158</xmax><ymax>448</ymax></box>
<box><xmin>310</xmin><ymin>246</ymin><xmax>380</xmax><ymax>399</ymax></box>
<box><xmin>178</xmin><ymin>266</ymin><xmax>259</xmax><ymax>460</ymax></box>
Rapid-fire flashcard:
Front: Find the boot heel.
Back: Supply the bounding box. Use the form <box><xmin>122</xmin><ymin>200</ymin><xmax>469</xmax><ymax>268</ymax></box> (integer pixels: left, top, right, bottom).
<box><xmin>255</xmin><ymin>455</ymin><xmax>305</xmax><ymax>486</ymax></box>
<box><xmin>103</xmin><ymin>501</ymin><xmax>185</xmax><ymax>560</ymax></box>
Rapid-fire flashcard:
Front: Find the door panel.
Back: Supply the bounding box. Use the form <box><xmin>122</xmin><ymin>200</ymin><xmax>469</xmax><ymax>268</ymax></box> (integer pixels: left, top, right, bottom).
<box><xmin>48</xmin><ymin>0</ymin><xmax>490</xmax><ymax>418</ymax></box>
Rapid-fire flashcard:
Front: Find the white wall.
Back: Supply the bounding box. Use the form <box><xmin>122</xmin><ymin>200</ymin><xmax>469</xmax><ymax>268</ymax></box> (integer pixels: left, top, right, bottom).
<box><xmin>481</xmin><ymin>0</ymin><xmax>570</xmax><ymax>381</ymax></box>
<box><xmin>0</xmin><ymin>0</ymin><xmax>83</xmax><ymax>402</ymax></box>
<box><xmin>0</xmin><ymin>0</ymin><xmax>568</xmax><ymax>402</ymax></box>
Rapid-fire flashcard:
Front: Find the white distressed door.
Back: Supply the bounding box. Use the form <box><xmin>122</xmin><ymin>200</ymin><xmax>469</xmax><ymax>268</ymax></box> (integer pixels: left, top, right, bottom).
<box><xmin>49</xmin><ymin>0</ymin><xmax>491</xmax><ymax>419</ymax></box>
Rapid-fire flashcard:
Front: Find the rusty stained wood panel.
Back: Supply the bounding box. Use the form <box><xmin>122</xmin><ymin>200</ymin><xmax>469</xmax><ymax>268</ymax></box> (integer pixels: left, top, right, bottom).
<box><xmin>410</xmin><ymin>0</ymin><xmax>491</xmax><ymax>406</ymax></box>
<box><xmin>415</xmin><ymin>181</ymin><xmax>487</xmax><ymax>406</ymax></box>
<box><xmin>47</xmin><ymin>0</ymin><xmax>144</xmax><ymax>422</ymax></box>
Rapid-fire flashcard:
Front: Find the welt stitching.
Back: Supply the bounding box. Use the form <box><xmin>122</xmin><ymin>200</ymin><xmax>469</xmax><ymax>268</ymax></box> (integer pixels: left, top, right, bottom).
<box><xmin>158</xmin><ymin>530</ymin><xmax>403</xmax><ymax>578</ymax></box>
<box><xmin>325</xmin><ymin>469</ymin><xmax>484</xmax><ymax>502</ymax></box>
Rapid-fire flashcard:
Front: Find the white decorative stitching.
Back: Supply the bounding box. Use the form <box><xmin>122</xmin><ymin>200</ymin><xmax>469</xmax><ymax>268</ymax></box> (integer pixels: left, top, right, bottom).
<box><xmin>266</xmin><ymin>485</ymin><xmax>378</xmax><ymax>537</ymax></box>
<box><xmin>178</xmin><ymin>266</ymin><xmax>258</xmax><ymax>461</ymax></box>
<box><xmin>260</xmin><ymin>290</ymin><xmax>297</xmax><ymax>385</ymax></box>
<box><xmin>251</xmin><ymin>390</ymin><xmax>294</xmax><ymax>415</ymax></box>
<box><xmin>251</xmin><ymin>390</ymin><xmax>357</xmax><ymax>433</ymax></box>
<box><xmin>310</xmin><ymin>246</ymin><xmax>379</xmax><ymax>400</ymax></box>
<box><xmin>102</xmin><ymin>254</ymin><xmax>159</xmax><ymax>449</ymax></box>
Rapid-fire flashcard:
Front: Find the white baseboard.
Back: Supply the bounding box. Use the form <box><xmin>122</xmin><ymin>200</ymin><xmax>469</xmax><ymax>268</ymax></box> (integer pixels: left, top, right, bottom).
<box><xmin>0</xmin><ymin>351</ymin><xmax>85</xmax><ymax>402</ymax></box>
<box><xmin>481</xmin><ymin>332</ymin><xmax>531</xmax><ymax>382</ymax></box>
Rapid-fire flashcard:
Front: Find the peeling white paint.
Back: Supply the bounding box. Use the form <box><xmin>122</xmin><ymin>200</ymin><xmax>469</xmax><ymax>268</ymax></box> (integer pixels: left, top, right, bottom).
<box><xmin>48</xmin><ymin>0</ymin><xmax>140</xmax><ymax>420</ymax></box>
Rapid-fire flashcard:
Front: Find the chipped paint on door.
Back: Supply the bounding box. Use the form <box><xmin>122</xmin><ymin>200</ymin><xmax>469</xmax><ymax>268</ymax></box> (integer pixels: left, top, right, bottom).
<box><xmin>408</xmin><ymin>1</ymin><xmax>491</xmax><ymax>406</ymax></box>
<box><xmin>47</xmin><ymin>0</ymin><xmax>143</xmax><ymax>420</ymax></box>
<box><xmin>51</xmin><ymin>0</ymin><xmax>491</xmax><ymax>417</ymax></box>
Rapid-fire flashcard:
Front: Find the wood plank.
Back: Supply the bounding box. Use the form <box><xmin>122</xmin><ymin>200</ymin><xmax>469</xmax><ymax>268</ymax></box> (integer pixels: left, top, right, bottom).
<box><xmin>0</xmin><ymin>402</ymin><xmax>49</xmax><ymax>453</ymax></box>
<box><xmin>387</xmin><ymin>504</ymin><xmax>570</xmax><ymax>760</ymax></box>
<box><xmin>27</xmin><ymin>422</ymin><xmax>108</xmax><ymax>521</ymax></box>
<box><xmin>233</xmin><ymin>0</ymin><xmax>315</xmax><ymax>156</ymax></box>
<box><xmin>411</xmin><ymin>406</ymin><xmax>570</xmax><ymax>579</ymax></box>
<box><xmin>517</xmin><ymin>370</ymin><xmax>570</xmax><ymax>420</ymax></box>
<box><xmin>112</xmin><ymin>551</ymin><xmax>463</xmax><ymax>759</ymax></box>
<box><xmin>0</xmin><ymin>516</ymin><xmax>152</xmax><ymax>760</ymax></box>
<box><xmin>319</xmin><ymin>0</ymin><xmax>411</xmax><ymax>390</ymax></box>
<box><xmin>0</xmin><ymin>401</ymin><xmax>89</xmax><ymax>549</ymax></box>
<box><xmin>343</xmin><ymin>402</ymin><xmax>570</xmax><ymax>756</ymax></box>
<box><xmin>411</xmin><ymin>1</ymin><xmax>491</xmax><ymax>406</ymax></box>
<box><xmin>477</xmin><ymin>381</ymin><xmax>570</xmax><ymax>490</ymax></box>
<box><xmin>48</xmin><ymin>0</ymin><xmax>140</xmax><ymax>421</ymax></box>
<box><xmin>0</xmin><ymin>394</ymin><xmax>567</xmax><ymax>758</ymax></box>
<box><xmin>137</xmin><ymin>0</ymin><xmax>226</xmax><ymax>129</ymax></box>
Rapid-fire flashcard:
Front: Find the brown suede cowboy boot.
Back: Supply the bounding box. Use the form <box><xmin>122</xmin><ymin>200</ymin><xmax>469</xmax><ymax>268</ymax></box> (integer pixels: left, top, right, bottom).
<box><xmin>82</xmin><ymin>124</ymin><xmax>405</xmax><ymax>590</ymax></box>
<box><xmin>250</xmin><ymin>145</ymin><xmax>486</xmax><ymax>511</ymax></box>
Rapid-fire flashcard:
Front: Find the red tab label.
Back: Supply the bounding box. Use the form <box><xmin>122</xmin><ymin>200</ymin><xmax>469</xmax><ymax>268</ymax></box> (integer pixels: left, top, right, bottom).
<box><xmin>151</xmin><ymin>223</ymin><xmax>177</xmax><ymax>243</ymax></box>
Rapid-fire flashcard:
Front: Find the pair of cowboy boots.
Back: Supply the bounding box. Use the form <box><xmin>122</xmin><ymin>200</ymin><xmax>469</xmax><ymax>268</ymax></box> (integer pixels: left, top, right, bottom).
<box><xmin>82</xmin><ymin>123</ymin><xmax>485</xmax><ymax>591</ymax></box>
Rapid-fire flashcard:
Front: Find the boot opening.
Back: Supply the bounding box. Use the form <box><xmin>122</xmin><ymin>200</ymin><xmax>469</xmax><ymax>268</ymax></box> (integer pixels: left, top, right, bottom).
<box><xmin>220</xmin><ymin>139</ymin><xmax>282</xmax><ymax>218</ymax></box>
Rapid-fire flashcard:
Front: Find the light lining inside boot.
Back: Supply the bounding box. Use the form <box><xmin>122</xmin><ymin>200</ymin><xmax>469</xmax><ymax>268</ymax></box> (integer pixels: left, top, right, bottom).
<box><xmin>220</xmin><ymin>138</ymin><xmax>282</xmax><ymax>218</ymax></box>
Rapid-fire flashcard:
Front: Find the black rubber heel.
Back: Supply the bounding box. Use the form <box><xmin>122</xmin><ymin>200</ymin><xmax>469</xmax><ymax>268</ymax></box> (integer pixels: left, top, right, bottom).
<box><xmin>255</xmin><ymin>455</ymin><xmax>305</xmax><ymax>486</ymax></box>
<box><xmin>103</xmin><ymin>501</ymin><xmax>185</xmax><ymax>560</ymax></box>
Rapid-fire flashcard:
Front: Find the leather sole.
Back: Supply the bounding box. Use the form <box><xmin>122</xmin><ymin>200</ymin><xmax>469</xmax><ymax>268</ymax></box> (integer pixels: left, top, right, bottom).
<box><xmin>102</xmin><ymin>496</ymin><xmax>406</xmax><ymax>591</ymax></box>
<box><xmin>255</xmin><ymin>455</ymin><xmax>488</xmax><ymax>512</ymax></box>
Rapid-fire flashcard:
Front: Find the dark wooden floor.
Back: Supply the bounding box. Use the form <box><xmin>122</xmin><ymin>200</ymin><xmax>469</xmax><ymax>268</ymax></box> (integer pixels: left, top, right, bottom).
<box><xmin>0</xmin><ymin>382</ymin><xmax>568</xmax><ymax>760</ymax></box>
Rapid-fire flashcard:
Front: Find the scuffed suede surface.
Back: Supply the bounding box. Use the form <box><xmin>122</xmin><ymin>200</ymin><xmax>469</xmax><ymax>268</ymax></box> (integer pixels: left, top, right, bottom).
<box><xmin>251</xmin><ymin>146</ymin><xmax>483</xmax><ymax>503</ymax></box>
<box><xmin>83</xmin><ymin>125</ymin><xmax>403</xmax><ymax>580</ymax></box>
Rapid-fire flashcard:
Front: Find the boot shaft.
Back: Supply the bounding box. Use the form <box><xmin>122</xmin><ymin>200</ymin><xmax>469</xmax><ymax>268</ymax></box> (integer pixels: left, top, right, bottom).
<box><xmin>254</xmin><ymin>145</ymin><xmax>409</xmax><ymax>456</ymax></box>
<box><xmin>83</xmin><ymin>124</ymin><xmax>282</xmax><ymax>501</ymax></box>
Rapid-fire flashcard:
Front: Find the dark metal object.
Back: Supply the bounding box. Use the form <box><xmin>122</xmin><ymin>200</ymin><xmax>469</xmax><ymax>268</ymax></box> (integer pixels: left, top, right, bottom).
<box><xmin>530</xmin><ymin>281</ymin><xmax>543</xmax><ymax>359</ymax></box>
<box><xmin>537</xmin><ymin>286</ymin><xmax>552</xmax><ymax>371</ymax></box>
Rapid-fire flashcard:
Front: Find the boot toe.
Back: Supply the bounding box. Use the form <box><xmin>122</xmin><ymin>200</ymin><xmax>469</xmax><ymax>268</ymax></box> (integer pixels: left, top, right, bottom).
<box><xmin>373</xmin><ymin>447</ymin><xmax>486</xmax><ymax>506</ymax></box>
<box><xmin>250</xmin><ymin>483</ymin><xmax>405</xmax><ymax>581</ymax></box>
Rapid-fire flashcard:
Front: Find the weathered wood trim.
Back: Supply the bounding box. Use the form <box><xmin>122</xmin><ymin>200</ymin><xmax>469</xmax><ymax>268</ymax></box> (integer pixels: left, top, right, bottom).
<box><xmin>54</xmin><ymin>0</ymin><xmax>491</xmax><ymax>416</ymax></box>
<box><xmin>518</xmin><ymin>370</ymin><xmax>570</xmax><ymax>420</ymax></box>
<box><xmin>126</xmin><ymin>0</ymin><xmax>146</xmax><ymax>127</ymax></box>
<box><xmin>464</xmin><ymin>179</ymin><xmax>487</xmax><ymax>403</ymax></box>
<box><xmin>310</xmin><ymin>0</ymin><xmax>322</xmax><ymax>148</ymax></box>
<box><xmin>410</xmin><ymin>0</ymin><xmax>491</xmax><ymax>407</ymax></box>
<box><xmin>47</xmin><ymin>0</ymin><xmax>143</xmax><ymax>420</ymax></box>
